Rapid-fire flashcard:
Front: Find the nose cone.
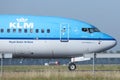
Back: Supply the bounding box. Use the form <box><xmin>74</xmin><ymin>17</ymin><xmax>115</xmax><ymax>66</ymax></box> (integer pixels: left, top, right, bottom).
<box><xmin>100</xmin><ymin>38</ymin><xmax>117</xmax><ymax>52</ymax></box>
<box><xmin>101</xmin><ymin>33</ymin><xmax>117</xmax><ymax>50</ymax></box>
<box><xmin>109</xmin><ymin>39</ymin><xmax>117</xmax><ymax>48</ymax></box>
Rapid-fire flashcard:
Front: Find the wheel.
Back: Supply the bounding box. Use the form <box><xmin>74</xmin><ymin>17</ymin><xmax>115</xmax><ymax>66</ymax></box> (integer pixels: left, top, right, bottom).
<box><xmin>68</xmin><ymin>63</ymin><xmax>76</xmax><ymax>71</ymax></box>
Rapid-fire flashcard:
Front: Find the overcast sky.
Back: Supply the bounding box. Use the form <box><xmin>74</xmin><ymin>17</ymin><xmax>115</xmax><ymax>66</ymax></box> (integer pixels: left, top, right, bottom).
<box><xmin>0</xmin><ymin>0</ymin><xmax>119</xmax><ymax>51</ymax></box>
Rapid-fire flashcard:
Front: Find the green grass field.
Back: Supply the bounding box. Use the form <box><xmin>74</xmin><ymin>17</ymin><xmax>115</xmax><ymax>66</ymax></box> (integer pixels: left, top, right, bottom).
<box><xmin>1</xmin><ymin>65</ymin><xmax>120</xmax><ymax>80</ymax></box>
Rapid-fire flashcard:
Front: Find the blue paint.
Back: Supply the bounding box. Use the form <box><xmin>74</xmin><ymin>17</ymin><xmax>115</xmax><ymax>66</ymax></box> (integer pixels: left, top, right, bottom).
<box><xmin>0</xmin><ymin>15</ymin><xmax>115</xmax><ymax>41</ymax></box>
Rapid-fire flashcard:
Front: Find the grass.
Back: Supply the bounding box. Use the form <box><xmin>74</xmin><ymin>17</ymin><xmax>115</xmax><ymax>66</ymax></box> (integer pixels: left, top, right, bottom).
<box><xmin>1</xmin><ymin>65</ymin><xmax>120</xmax><ymax>80</ymax></box>
<box><xmin>3</xmin><ymin>65</ymin><xmax>120</xmax><ymax>71</ymax></box>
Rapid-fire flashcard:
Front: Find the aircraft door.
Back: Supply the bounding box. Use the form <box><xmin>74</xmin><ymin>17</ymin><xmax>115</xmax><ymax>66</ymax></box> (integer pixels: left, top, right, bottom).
<box><xmin>60</xmin><ymin>23</ymin><xmax>69</xmax><ymax>42</ymax></box>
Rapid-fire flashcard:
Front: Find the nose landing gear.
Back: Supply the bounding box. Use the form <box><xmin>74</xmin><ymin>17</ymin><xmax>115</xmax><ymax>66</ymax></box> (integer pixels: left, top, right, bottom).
<box><xmin>68</xmin><ymin>63</ymin><xmax>76</xmax><ymax>71</ymax></box>
<box><xmin>68</xmin><ymin>56</ymin><xmax>91</xmax><ymax>71</ymax></box>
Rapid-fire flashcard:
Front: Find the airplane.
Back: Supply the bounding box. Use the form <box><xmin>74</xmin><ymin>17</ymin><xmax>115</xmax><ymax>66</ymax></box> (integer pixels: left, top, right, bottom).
<box><xmin>0</xmin><ymin>15</ymin><xmax>117</xmax><ymax>70</ymax></box>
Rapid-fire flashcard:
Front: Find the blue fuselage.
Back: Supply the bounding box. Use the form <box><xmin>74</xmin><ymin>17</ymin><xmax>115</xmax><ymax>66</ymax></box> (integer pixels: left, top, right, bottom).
<box><xmin>0</xmin><ymin>15</ymin><xmax>115</xmax><ymax>41</ymax></box>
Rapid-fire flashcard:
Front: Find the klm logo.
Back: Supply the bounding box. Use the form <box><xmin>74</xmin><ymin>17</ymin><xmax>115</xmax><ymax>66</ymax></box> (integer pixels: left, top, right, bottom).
<box><xmin>9</xmin><ymin>18</ymin><xmax>34</xmax><ymax>28</ymax></box>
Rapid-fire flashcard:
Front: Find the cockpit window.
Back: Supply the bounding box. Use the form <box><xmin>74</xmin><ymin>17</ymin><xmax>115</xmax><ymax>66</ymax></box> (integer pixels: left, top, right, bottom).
<box><xmin>82</xmin><ymin>28</ymin><xmax>87</xmax><ymax>32</ymax></box>
<box><xmin>93</xmin><ymin>28</ymin><xmax>100</xmax><ymax>32</ymax></box>
<box><xmin>82</xmin><ymin>28</ymin><xmax>100</xmax><ymax>33</ymax></box>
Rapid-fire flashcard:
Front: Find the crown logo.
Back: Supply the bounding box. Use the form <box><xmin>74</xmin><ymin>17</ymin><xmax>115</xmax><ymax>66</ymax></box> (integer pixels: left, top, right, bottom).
<box><xmin>16</xmin><ymin>18</ymin><xmax>28</xmax><ymax>22</ymax></box>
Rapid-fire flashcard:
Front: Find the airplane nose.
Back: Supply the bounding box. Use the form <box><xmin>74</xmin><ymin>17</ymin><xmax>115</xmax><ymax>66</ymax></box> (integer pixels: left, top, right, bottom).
<box><xmin>101</xmin><ymin>33</ymin><xmax>117</xmax><ymax>49</ymax></box>
<box><xmin>111</xmin><ymin>39</ymin><xmax>117</xmax><ymax>47</ymax></box>
<box><xmin>105</xmin><ymin>37</ymin><xmax>117</xmax><ymax>50</ymax></box>
<box><xmin>110</xmin><ymin>39</ymin><xmax>117</xmax><ymax>48</ymax></box>
<box><xmin>101</xmin><ymin>38</ymin><xmax>117</xmax><ymax>52</ymax></box>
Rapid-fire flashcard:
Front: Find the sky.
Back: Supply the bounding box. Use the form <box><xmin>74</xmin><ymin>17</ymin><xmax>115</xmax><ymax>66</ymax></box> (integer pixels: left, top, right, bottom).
<box><xmin>0</xmin><ymin>0</ymin><xmax>119</xmax><ymax>51</ymax></box>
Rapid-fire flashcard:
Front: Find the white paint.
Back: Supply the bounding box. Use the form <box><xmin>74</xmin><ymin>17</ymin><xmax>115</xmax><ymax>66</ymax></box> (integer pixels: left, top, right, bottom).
<box><xmin>0</xmin><ymin>40</ymin><xmax>116</xmax><ymax>58</ymax></box>
<box><xmin>71</xmin><ymin>57</ymin><xmax>91</xmax><ymax>62</ymax></box>
<box><xmin>9</xmin><ymin>18</ymin><xmax>34</xmax><ymax>29</ymax></box>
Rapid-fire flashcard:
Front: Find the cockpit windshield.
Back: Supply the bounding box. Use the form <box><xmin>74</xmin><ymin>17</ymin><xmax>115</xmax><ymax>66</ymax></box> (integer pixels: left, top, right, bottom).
<box><xmin>88</xmin><ymin>28</ymin><xmax>100</xmax><ymax>33</ymax></box>
<box><xmin>82</xmin><ymin>28</ymin><xmax>100</xmax><ymax>33</ymax></box>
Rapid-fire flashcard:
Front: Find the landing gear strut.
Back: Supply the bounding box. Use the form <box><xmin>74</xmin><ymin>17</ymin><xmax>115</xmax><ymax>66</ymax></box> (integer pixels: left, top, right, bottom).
<box><xmin>68</xmin><ymin>63</ymin><xmax>76</xmax><ymax>71</ymax></box>
<box><xmin>68</xmin><ymin>56</ymin><xmax>91</xmax><ymax>71</ymax></box>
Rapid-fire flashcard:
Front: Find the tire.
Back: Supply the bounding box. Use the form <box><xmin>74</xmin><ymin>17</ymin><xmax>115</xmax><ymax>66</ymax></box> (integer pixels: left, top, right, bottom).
<box><xmin>68</xmin><ymin>63</ymin><xmax>76</xmax><ymax>71</ymax></box>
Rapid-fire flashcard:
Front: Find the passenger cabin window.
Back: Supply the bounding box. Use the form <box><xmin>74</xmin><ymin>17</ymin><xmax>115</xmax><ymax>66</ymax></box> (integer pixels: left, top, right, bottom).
<box><xmin>0</xmin><ymin>29</ymin><xmax>4</xmax><ymax>33</ymax></box>
<box><xmin>18</xmin><ymin>29</ymin><xmax>22</xmax><ymax>33</ymax></box>
<box><xmin>7</xmin><ymin>29</ymin><xmax>10</xmax><ymax>33</ymax></box>
<box><xmin>13</xmin><ymin>29</ymin><xmax>16</xmax><ymax>33</ymax></box>
<box><xmin>47</xmin><ymin>29</ymin><xmax>50</xmax><ymax>33</ymax></box>
<box><xmin>36</xmin><ymin>29</ymin><xmax>39</xmax><ymax>33</ymax></box>
<box><xmin>24</xmin><ymin>29</ymin><xmax>27</xmax><ymax>33</ymax></box>
<box><xmin>41</xmin><ymin>29</ymin><xmax>44</xmax><ymax>33</ymax></box>
<box><xmin>30</xmin><ymin>29</ymin><xmax>33</xmax><ymax>33</ymax></box>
